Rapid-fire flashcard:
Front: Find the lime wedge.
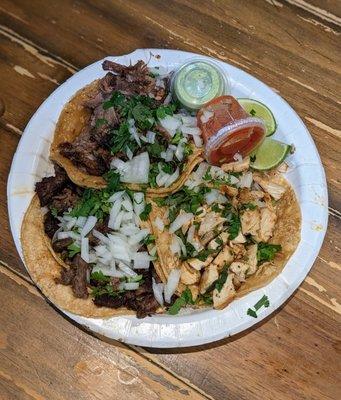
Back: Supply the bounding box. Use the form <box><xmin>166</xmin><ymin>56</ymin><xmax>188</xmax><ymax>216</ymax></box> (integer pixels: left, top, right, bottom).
<box><xmin>250</xmin><ymin>138</ymin><xmax>291</xmax><ymax>171</ymax></box>
<box><xmin>238</xmin><ymin>98</ymin><xmax>277</xmax><ymax>136</ymax></box>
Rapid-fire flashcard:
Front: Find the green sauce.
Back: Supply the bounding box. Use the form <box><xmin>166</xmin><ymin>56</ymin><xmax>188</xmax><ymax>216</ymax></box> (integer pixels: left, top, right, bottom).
<box><xmin>173</xmin><ymin>60</ymin><xmax>226</xmax><ymax>110</ymax></box>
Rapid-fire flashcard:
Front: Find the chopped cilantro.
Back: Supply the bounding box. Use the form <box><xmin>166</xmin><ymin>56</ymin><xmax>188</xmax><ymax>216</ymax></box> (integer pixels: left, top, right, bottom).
<box><xmin>211</xmin><ymin>203</ymin><xmax>222</xmax><ymax>213</ymax></box>
<box><xmin>214</xmin><ymin>265</ymin><xmax>229</xmax><ymax>292</ymax></box>
<box><xmin>143</xmin><ymin>234</ymin><xmax>155</xmax><ymax>246</ymax></box>
<box><xmin>90</xmin><ymin>270</ymin><xmax>111</xmax><ymax>283</ymax></box>
<box><xmin>110</xmin><ymin>122</ymin><xmax>138</xmax><ymax>155</ymax></box>
<box><xmin>250</xmin><ymin>108</ymin><xmax>256</xmax><ymax>116</ymax></box>
<box><xmin>146</xmin><ymin>142</ymin><xmax>166</xmax><ymax>158</ymax></box>
<box><xmin>228</xmin><ymin>213</ymin><xmax>241</xmax><ymax>240</ymax></box>
<box><xmin>201</xmin><ymin>293</ymin><xmax>213</xmax><ymax>305</ymax></box>
<box><xmin>50</xmin><ymin>207</ymin><xmax>58</xmax><ymax>217</ymax></box>
<box><xmin>257</xmin><ymin>243</ymin><xmax>282</xmax><ymax>263</ymax></box>
<box><xmin>241</xmin><ymin>202</ymin><xmax>257</xmax><ymax>210</ymax></box>
<box><xmin>156</xmin><ymin>104</ymin><xmax>176</xmax><ymax>120</ymax></box>
<box><xmin>196</xmin><ymin>248</ymin><xmax>216</xmax><ymax>262</ymax></box>
<box><xmin>203</xmin><ymin>167</ymin><xmax>212</xmax><ymax>181</ymax></box>
<box><xmin>95</xmin><ymin>118</ymin><xmax>108</xmax><ymax>128</ymax></box>
<box><xmin>67</xmin><ymin>242</ymin><xmax>80</xmax><ymax>258</ymax></box>
<box><xmin>250</xmin><ymin>154</ymin><xmax>256</xmax><ymax>162</ymax></box>
<box><xmin>139</xmin><ymin>203</ymin><xmax>152</xmax><ymax>221</ymax></box>
<box><xmin>247</xmin><ymin>294</ymin><xmax>270</xmax><ymax>318</ymax></box>
<box><xmin>168</xmin><ymin>287</ymin><xmax>194</xmax><ymax>315</ymax></box>
<box><xmin>148</xmin><ymin>163</ymin><xmax>160</xmax><ymax>188</ymax></box>
<box><xmin>171</xmin><ymin>131</ymin><xmax>183</xmax><ymax>144</ymax></box>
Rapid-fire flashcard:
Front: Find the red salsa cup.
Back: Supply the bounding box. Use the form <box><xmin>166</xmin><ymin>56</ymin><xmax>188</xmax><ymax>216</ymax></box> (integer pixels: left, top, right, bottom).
<box><xmin>197</xmin><ymin>96</ymin><xmax>266</xmax><ymax>165</ymax></box>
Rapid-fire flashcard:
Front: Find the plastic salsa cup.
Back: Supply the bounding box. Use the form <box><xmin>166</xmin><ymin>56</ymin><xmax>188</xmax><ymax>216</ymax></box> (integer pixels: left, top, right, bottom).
<box><xmin>197</xmin><ymin>95</ymin><xmax>266</xmax><ymax>165</ymax></box>
<box><xmin>172</xmin><ymin>58</ymin><xmax>229</xmax><ymax>110</ymax></box>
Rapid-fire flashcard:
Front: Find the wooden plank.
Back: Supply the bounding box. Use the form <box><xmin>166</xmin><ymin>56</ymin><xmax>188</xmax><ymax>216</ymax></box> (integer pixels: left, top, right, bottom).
<box><xmin>0</xmin><ymin>1</ymin><xmax>340</xmax><ymax>399</ymax></box>
<box><xmin>0</xmin><ymin>265</ymin><xmax>208</xmax><ymax>400</ymax></box>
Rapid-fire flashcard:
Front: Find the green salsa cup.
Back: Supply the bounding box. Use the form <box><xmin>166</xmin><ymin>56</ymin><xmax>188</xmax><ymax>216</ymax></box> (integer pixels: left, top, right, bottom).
<box><xmin>172</xmin><ymin>58</ymin><xmax>229</xmax><ymax>110</ymax></box>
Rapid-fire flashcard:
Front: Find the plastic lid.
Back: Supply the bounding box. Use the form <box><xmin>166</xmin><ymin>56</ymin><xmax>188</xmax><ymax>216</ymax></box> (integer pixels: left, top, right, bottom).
<box><xmin>172</xmin><ymin>58</ymin><xmax>229</xmax><ymax>110</ymax></box>
<box><xmin>205</xmin><ymin>117</ymin><xmax>266</xmax><ymax>164</ymax></box>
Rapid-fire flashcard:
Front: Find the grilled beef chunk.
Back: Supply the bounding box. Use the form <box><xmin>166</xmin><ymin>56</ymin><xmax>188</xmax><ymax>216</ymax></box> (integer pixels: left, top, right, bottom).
<box><xmin>55</xmin><ymin>266</ymin><xmax>76</xmax><ymax>286</ymax></box>
<box><xmin>93</xmin><ymin>268</ymin><xmax>159</xmax><ymax>318</ymax></box>
<box><xmin>52</xmin><ymin>238</ymin><xmax>73</xmax><ymax>253</ymax></box>
<box><xmin>88</xmin><ymin>217</ymin><xmax>111</xmax><ymax>246</ymax></box>
<box><xmin>44</xmin><ymin>211</ymin><xmax>59</xmax><ymax>239</ymax></box>
<box><xmin>50</xmin><ymin>187</ymin><xmax>80</xmax><ymax>213</ymax></box>
<box><xmin>71</xmin><ymin>255</ymin><xmax>89</xmax><ymax>299</ymax></box>
<box><xmin>59</xmin><ymin>129</ymin><xmax>111</xmax><ymax>176</ymax></box>
<box><xmin>55</xmin><ymin>254</ymin><xmax>89</xmax><ymax>299</ymax></box>
<box><xmin>102</xmin><ymin>60</ymin><xmax>167</xmax><ymax>101</ymax></box>
<box><xmin>35</xmin><ymin>164</ymin><xmax>68</xmax><ymax>206</ymax></box>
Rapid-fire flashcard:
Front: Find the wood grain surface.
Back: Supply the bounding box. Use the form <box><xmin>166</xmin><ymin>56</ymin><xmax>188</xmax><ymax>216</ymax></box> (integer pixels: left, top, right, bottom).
<box><xmin>0</xmin><ymin>1</ymin><xmax>340</xmax><ymax>399</ymax></box>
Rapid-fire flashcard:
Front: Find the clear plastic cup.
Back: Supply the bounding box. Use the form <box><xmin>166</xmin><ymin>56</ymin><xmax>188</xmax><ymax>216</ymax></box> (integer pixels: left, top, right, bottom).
<box><xmin>172</xmin><ymin>58</ymin><xmax>230</xmax><ymax>110</ymax></box>
<box><xmin>197</xmin><ymin>96</ymin><xmax>266</xmax><ymax>165</ymax></box>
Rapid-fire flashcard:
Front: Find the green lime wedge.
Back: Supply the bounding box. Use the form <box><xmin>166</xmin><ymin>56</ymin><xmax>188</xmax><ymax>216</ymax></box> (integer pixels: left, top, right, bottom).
<box><xmin>250</xmin><ymin>138</ymin><xmax>291</xmax><ymax>171</ymax></box>
<box><xmin>238</xmin><ymin>98</ymin><xmax>277</xmax><ymax>136</ymax></box>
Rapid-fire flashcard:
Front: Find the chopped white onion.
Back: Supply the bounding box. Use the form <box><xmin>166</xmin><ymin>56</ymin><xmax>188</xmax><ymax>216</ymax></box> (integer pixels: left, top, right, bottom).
<box><xmin>81</xmin><ymin>216</ymin><xmax>97</xmax><ymax>237</ymax></box>
<box><xmin>126</xmin><ymin>147</ymin><xmax>133</xmax><ymax>160</ymax></box>
<box><xmin>200</xmin><ymin>110</ymin><xmax>214</xmax><ymax>124</ymax></box>
<box><xmin>133</xmin><ymin>192</ymin><xmax>145</xmax><ymax>216</ymax></box>
<box><xmin>128</xmin><ymin>229</ymin><xmax>149</xmax><ymax>246</ymax></box>
<box><xmin>152</xmin><ymin>278</ymin><xmax>164</xmax><ymax>306</ymax></box>
<box><xmin>75</xmin><ymin>216</ymin><xmax>87</xmax><ymax>228</ymax></box>
<box><xmin>154</xmin><ymin>217</ymin><xmax>164</xmax><ymax>232</ymax></box>
<box><xmin>181</xmin><ymin>115</ymin><xmax>197</xmax><ymax>126</ymax></box>
<box><xmin>205</xmin><ymin>189</ymin><xmax>228</xmax><ymax>205</ymax></box>
<box><xmin>164</xmin><ymin>167</ymin><xmax>180</xmax><ymax>187</ymax></box>
<box><xmin>132</xmin><ymin>252</ymin><xmax>152</xmax><ymax>269</ymax></box>
<box><xmin>123</xmin><ymin>282</ymin><xmax>140</xmax><ymax>291</ymax></box>
<box><xmin>170</xmin><ymin>235</ymin><xmax>181</xmax><ymax>255</ymax></box>
<box><xmin>193</xmin><ymin>134</ymin><xmax>203</xmax><ymax>147</ymax></box>
<box><xmin>181</xmin><ymin>126</ymin><xmax>201</xmax><ymax>136</ymax></box>
<box><xmin>108</xmin><ymin>198</ymin><xmax>123</xmax><ymax>229</ymax></box>
<box><xmin>81</xmin><ymin>237</ymin><xmax>90</xmax><ymax>263</ymax></box>
<box><xmin>92</xmin><ymin>230</ymin><xmax>110</xmax><ymax>244</ymax></box>
<box><xmin>233</xmin><ymin>153</ymin><xmax>243</xmax><ymax>162</ymax></box>
<box><xmin>128</xmin><ymin>120</ymin><xmax>141</xmax><ymax>146</ymax></box>
<box><xmin>187</xmin><ymin>225</ymin><xmax>195</xmax><ymax>244</ymax></box>
<box><xmin>146</xmin><ymin>131</ymin><xmax>156</xmax><ymax>143</ymax></box>
<box><xmin>169</xmin><ymin>212</ymin><xmax>193</xmax><ymax>233</ymax></box>
<box><xmin>164</xmin><ymin>269</ymin><xmax>181</xmax><ymax>303</ymax></box>
<box><xmin>110</xmin><ymin>158</ymin><xmax>127</xmax><ymax>172</ymax></box>
<box><xmin>120</xmin><ymin>152</ymin><xmax>150</xmax><ymax>184</ymax></box>
<box><xmin>57</xmin><ymin>231</ymin><xmax>80</xmax><ymax>241</ymax></box>
<box><xmin>118</xmin><ymin>262</ymin><xmax>138</xmax><ymax>277</ymax></box>
<box><xmin>176</xmin><ymin>235</ymin><xmax>187</xmax><ymax>257</ymax></box>
<box><xmin>159</xmin><ymin>115</ymin><xmax>181</xmax><ymax>137</ymax></box>
<box><xmin>113</xmin><ymin>211</ymin><xmax>124</xmax><ymax>230</ymax></box>
<box><xmin>238</xmin><ymin>171</ymin><xmax>253</xmax><ymax>188</ymax></box>
<box><xmin>92</xmin><ymin>265</ymin><xmax>124</xmax><ymax>278</ymax></box>
<box><xmin>108</xmin><ymin>191</ymin><xmax>124</xmax><ymax>203</ymax></box>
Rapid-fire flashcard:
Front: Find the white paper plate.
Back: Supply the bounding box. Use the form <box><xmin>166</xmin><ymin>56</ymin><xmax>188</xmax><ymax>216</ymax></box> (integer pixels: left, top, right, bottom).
<box><xmin>7</xmin><ymin>49</ymin><xmax>328</xmax><ymax>347</ymax></box>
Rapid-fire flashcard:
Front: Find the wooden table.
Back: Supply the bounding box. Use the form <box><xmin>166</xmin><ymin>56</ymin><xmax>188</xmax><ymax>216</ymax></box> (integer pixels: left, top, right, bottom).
<box><xmin>0</xmin><ymin>1</ymin><xmax>340</xmax><ymax>399</ymax></box>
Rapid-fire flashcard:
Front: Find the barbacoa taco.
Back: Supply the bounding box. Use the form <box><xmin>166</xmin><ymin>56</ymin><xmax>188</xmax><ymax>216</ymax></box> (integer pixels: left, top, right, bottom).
<box><xmin>147</xmin><ymin>156</ymin><xmax>301</xmax><ymax>313</ymax></box>
<box><xmin>50</xmin><ymin>60</ymin><xmax>204</xmax><ymax>195</ymax></box>
<box><xmin>21</xmin><ymin>165</ymin><xmax>167</xmax><ymax>318</ymax></box>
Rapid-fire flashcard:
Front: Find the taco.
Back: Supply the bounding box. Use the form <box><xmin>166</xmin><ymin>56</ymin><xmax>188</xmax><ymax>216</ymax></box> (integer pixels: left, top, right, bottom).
<box><xmin>50</xmin><ymin>60</ymin><xmax>204</xmax><ymax>195</ymax></box>
<box><xmin>147</xmin><ymin>157</ymin><xmax>301</xmax><ymax>313</ymax></box>
<box><xmin>21</xmin><ymin>165</ymin><xmax>167</xmax><ymax>318</ymax></box>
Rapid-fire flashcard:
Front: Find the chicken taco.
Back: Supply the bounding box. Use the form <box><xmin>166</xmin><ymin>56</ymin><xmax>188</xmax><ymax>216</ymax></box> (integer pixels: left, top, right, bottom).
<box><xmin>50</xmin><ymin>60</ymin><xmax>204</xmax><ymax>195</ymax></box>
<box><xmin>147</xmin><ymin>156</ymin><xmax>301</xmax><ymax>313</ymax></box>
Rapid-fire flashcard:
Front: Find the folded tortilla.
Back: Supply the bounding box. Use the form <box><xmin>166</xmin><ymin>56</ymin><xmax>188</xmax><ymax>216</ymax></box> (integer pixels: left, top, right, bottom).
<box><xmin>21</xmin><ymin>195</ymin><xmax>134</xmax><ymax>318</ymax></box>
<box><xmin>148</xmin><ymin>175</ymin><xmax>301</xmax><ymax>305</ymax></box>
<box><xmin>50</xmin><ymin>81</ymin><xmax>204</xmax><ymax>196</ymax></box>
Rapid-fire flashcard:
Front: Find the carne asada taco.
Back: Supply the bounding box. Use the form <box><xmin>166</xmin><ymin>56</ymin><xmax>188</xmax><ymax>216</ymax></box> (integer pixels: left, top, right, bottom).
<box><xmin>21</xmin><ymin>165</ymin><xmax>166</xmax><ymax>318</ymax></box>
<box><xmin>147</xmin><ymin>157</ymin><xmax>301</xmax><ymax>313</ymax></box>
<box><xmin>50</xmin><ymin>60</ymin><xmax>204</xmax><ymax>195</ymax></box>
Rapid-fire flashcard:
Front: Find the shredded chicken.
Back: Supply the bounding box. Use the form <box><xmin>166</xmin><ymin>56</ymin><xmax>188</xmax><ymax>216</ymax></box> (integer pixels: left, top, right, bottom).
<box><xmin>180</xmin><ymin>262</ymin><xmax>201</xmax><ymax>285</ymax></box>
<box><xmin>221</xmin><ymin>185</ymin><xmax>238</xmax><ymax>197</ymax></box>
<box><xmin>199</xmin><ymin>264</ymin><xmax>219</xmax><ymax>294</ymax></box>
<box><xmin>221</xmin><ymin>156</ymin><xmax>250</xmax><ymax>173</ymax></box>
<box><xmin>238</xmin><ymin>188</ymin><xmax>265</xmax><ymax>203</ymax></box>
<box><xmin>213</xmin><ymin>274</ymin><xmax>236</xmax><ymax>309</ymax></box>
<box><xmin>241</xmin><ymin>209</ymin><xmax>260</xmax><ymax>236</ymax></box>
<box><xmin>208</xmin><ymin>232</ymin><xmax>229</xmax><ymax>250</ymax></box>
<box><xmin>187</xmin><ymin>257</ymin><xmax>213</xmax><ymax>271</ymax></box>
<box><xmin>212</xmin><ymin>245</ymin><xmax>234</xmax><ymax>270</ymax></box>
<box><xmin>245</xmin><ymin>244</ymin><xmax>258</xmax><ymax>276</ymax></box>
<box><xmin>230</xmin><ymin>231</ymin><xmax>246</xmax><ymax>244</ymax></box>
<box><xmin>258</xmin><ymin>207</ymin><xmax>277</xmax><ymax>242</ymax></box>
<box><xmin>198</xmin><ymin>212</ymin><xmax>225</xmax><ymax>237</ymax></box>
<box><xmin>253</xmin><ymin>175</ymin><xmax>286</xmax><ymax>201</ymax></box>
